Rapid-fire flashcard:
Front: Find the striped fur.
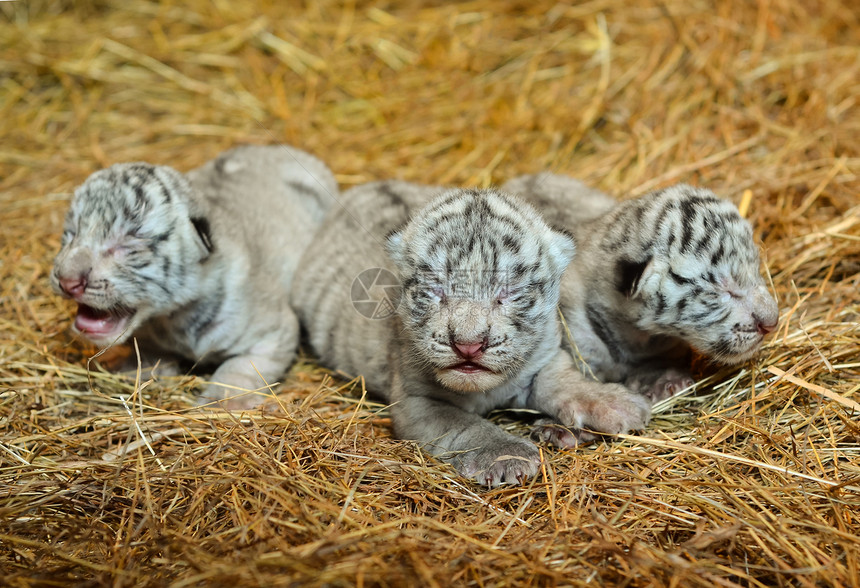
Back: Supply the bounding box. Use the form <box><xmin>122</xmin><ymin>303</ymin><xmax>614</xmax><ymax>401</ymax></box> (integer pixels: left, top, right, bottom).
<box><xmin>51</xmin><ymin>144</ymin><xmax>338</xmax><ymax>408</ymax></box>
<box><xmin>504</xmin><ymin>174</ymin><xmax>779</xmax><ymax>400</ymax></box>
<box><xmin>291</xmin><ymin>181</ymin><xmax>651</xmax><ymax>486</ymax></box>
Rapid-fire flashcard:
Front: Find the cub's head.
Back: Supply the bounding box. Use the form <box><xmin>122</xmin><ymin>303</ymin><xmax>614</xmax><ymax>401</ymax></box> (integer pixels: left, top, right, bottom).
<box><xmin>386</xmin><ymin>188</ymin><xmax>575</xmax><ymax>392</ymax></box>
<box><xmin>615</xmin><ymin>185</ymin><xmax>779</xmax><ymax>364</ymax></box>
<box><xmin>51</xmin><ymin>163</ymin><xmax>212</xmax><ymax>346</ymax></box>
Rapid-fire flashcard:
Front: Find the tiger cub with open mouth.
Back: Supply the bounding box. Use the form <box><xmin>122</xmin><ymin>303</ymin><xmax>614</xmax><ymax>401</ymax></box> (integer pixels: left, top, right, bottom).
<box><xmin>51</xmin><ymin>144</ymin><xmax>337</xmax><ymax>408</ymax></box>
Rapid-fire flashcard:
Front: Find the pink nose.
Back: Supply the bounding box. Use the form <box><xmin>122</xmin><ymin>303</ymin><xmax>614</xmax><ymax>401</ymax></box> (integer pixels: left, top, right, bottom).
<box><xmin>453</xmin><ymin>339</ymin><xmax>487</xmax><ymax>360</ymax></box>
<box><xmin>755</xmin><ymin>315</ymin><xmax>777</xmax><ymax>335</ymax></box>
<box><xmin>59</xmin><ymin>276</ymin><xmax>87</xmax><ymax>297</ymax></box>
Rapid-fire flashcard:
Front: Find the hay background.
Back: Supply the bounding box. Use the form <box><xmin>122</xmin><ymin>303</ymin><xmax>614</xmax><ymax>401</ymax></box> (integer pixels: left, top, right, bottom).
<box><xmin>1</xmin><ymin>0</ymin><xmax>858</xmax><ymax>586</ymax></box>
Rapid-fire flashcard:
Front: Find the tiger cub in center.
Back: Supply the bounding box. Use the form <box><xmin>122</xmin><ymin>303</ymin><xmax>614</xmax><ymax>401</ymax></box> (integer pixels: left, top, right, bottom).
<box><xmin>51</xmin><ymin>144</ymin><xmax>337</xmax><ymax>408</ymax></box>
<box><xmin>291</xmin><ymin>181</ymin><xmax>650</xmax><ymax>486</ymax></box>
<box><xmin>503</xmin><ymin>174</ymin><xmax>779</xmax><ymax>401</ymax></box>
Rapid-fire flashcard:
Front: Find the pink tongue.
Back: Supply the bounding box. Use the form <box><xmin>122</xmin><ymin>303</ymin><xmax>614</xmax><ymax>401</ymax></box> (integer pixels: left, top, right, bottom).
<box><xmin>75</xmin><ymin>304</ymin><xmax>121</xmax><ymax>335</ymax></box>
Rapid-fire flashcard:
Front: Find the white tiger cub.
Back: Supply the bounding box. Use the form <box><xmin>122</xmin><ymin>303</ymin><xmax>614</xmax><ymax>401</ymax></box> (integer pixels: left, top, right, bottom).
<box><xmin>51</xmin><ymin>144</ymin><xmax>337</xmax><ymax>408</ymax></box>
<box><xmin>291</xmin><ymin>181</ymin><xmax>651</xmax><ymax>486</ymax></box>
<box><xmin>503</xmin><ymin>174</ymin><xmax>779</xmax><ymax>401</ymax></box>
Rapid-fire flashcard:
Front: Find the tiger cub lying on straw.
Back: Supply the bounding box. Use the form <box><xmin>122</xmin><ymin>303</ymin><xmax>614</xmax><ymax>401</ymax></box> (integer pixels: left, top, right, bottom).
<box><xmin>291</xmin><ymin>181</ymin><xmax>651</xmax><ymax>486</ymax></box>
<box><xmin>503</xmin><ymin>174</ymin><xmax>779</xmax><ymax>402</ymax></box>
<box><xmin>51</xmin><ymin>144</ymin><xmax>337</xmax><ymax>408</ymax></box>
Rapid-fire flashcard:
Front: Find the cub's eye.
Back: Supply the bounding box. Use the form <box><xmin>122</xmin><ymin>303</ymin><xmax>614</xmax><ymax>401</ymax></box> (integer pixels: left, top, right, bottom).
<box><xmin>419</xmin><ymin>284</ymin><xmax>445</xmax><ymax>302</ymax></box>
<box><xmin>721</xmin><ymin>276</ymin><xmax>745</xmax><ymax>300</ymax></box>
<box><xmin>105</xmin><ymin>238</ymin><xmax>151</xmax><ymax>258</ymax></box>
<box><xmin>430</xmin><ymin>285</ymin><xmax>446</xmax><ymax>301</ymax></box>
<box><xmin>496</xmin><ymin>285</ymin><xmax>522</xmax><ymax>305</ymax></box>
<box><xmin>413</xmin><ymin>284</ymin><xmax>445</xmax><ymax>302</ymax></box>
<box><xmin>698</xmin><ymin>289</ymin><xmax>722</xmax><ymax>303</ymax></box>
<box><xmin>61</xmin><ymin>221</ymin><xmax>78</xmax><ymax>242</ymax></box>
<box><xmin>105</xmin><ymin>244</ymin><xmax>128</xmax><ymax>257</ymax></box>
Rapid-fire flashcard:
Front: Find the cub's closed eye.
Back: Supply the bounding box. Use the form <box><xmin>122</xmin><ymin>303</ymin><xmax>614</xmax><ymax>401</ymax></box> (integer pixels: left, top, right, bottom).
<box><xmin>721</xmin><ymin>277</ymin><xmax>745</xmax><ymax>300</ymax></box>
<box><xmin>129</xmin><ymin>229</ymin><xmax>152</xmax><ymax>240</ymax></box>
<box><xmin>414</xmin><ymin>285</ymin><xmax>444</xmax><ymax>299</ymax></box>
<box><xmin>106</xmin><ymin>238</ymin><xmax>150</xmax><ymax>257</ymax></box>
<box><xmin>497</xmin><ymin>286</ymin><xmax>523</xmax><ymax>304</ymax></box>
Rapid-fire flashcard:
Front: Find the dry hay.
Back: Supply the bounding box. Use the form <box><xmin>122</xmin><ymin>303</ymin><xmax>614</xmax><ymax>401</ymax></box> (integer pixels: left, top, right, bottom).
<box><xmin>1</xmin><ymin>0</ymin><xmax>858</xmax><ymax>586</ymax></box>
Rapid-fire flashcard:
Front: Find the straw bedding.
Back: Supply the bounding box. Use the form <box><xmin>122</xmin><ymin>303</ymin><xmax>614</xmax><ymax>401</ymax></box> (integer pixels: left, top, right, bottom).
<box><xmin>1</xmin><ymin>0</ymin><xmax>858</xmax><ymax>586</ymax></box>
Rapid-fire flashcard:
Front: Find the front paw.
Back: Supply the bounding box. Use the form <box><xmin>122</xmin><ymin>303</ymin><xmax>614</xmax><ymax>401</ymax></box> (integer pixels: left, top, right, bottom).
<box><xmin>558</xmin><ymin>383</ymin><xmax>651</xmax><ymax>436</ymax></box>
<box><xmin>644</xmin><ymin>369</ymin><xmax>695</xmax><ymax>403</ymax></box>
<box><xmin>455</xmin><ymin>438</ymin><xmax>542</xmax><ymax>487</ymax></box>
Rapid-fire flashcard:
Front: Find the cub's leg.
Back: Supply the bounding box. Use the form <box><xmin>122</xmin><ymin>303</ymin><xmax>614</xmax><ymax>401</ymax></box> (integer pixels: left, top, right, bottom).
<box><xmin>197</xmin><ymin>313</ymin><xmax>299</xmax><ymax>410</ymax></box>
<box><xmin>528</xmin><ymin>350</ymin><xmax>651</xmax><ymax>447</ymax></box>
<box><xmin>391</xmin><ymin>395</ymin><xmax>542</xmax><ymax>487</ymax></box>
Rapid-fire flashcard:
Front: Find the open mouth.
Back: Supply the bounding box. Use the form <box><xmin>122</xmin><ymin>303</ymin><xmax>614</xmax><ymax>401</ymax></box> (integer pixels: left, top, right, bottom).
<box><xmin>74</xmin><ymin>303</ymin><xmax>135</xmax><ymax>341</ymax></box>
<box><xmin>450</xmin><ymin>361</ymin><xmax>493</xmax><ymax>374</ymax></box>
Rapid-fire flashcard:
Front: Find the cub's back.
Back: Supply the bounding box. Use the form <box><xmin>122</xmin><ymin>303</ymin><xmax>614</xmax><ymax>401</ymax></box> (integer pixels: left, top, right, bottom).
<box><xmin>502</xmin><ymin>173</ymin><xmax>616</xmax><ymax>229</ymax></box>
<box><xmin>187</xmin><ymin>144</ymin><xmax>338</xmax><ymax>283</ymax></box>
<box><xmin>291</xmin><ymin>180</ymin><xmax>441</xmax><ymax>392</ymax></box>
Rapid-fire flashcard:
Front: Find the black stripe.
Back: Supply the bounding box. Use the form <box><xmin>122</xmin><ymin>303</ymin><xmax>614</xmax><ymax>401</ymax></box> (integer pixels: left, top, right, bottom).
<box><xmin>585</xmin><ymin>303</ymin><xmax>623</xmax><ymax>362</ymax></box>
<box><xmin>616</xmin><ymin>257</ymin><xmax>650</xmax><ymax>296</ymax></box>
<box><xmin>186</xmin><ymin>287</ymin><xmax>225</xmax><ymax>339</ymax></box>
<box><xmin>426</xmin><ymin>233</ymin><xmax>449</xmax><ymax>259</ymax></box>
<box><xmin>693</xmin><ymin>225</ymin><xmax>715</xmax><ymax>255</ymax></box>
<box><xmin>160</xmin><ymin>254</ymin><xmax>171</xmax><ymax>277</ymax></box>
<box><xmin>501</xmin><ymin>234</ymin><xmax>521</xmax><ymax>255</ymax></box>
<box><xmin>710</xmin><ymin>240</ymin><xmax>725</xmax><ymax>265</ymax></box>
<box><xmin>679</xmin><ymin>199</ymin><xmax>696</xmax><ymax>253</ymax></box>
<box><xmin>654</xmin><ymin>292</ymin><xmax>667</xmax><ymax>317</ymax></box>
<box><xmin>484</xmin><ymin>239</ymin><xmax>499</xmax><ymax>276</ymax></box>
<box><xmin>191</xmin><ymin>216</ymin><xmax>214</xmax><ymax>254</ymax></box>
<box><xmin>653</xmin><ymin>198</ymin><xmax>678</xmax><ymax>228</ymax></box>
<box><xmin>416</xmin><ymin>262</ymin><xmax>433</xmax><ymax>277</ymax></box>
<box><xmin>133</xmin><ymin>183</ymin><xmax>147</xmax><ymax>213</ymax></box>
<box><xmin>149</xmin><ymin>169</ymin><xmax>173</xmax><ymax>204</ymax></box>
<box><xmin>687</xmin><ymin>309</ymin><xmax>725</xmax><ymax>326</ymax></box>
<box><xmin>429</xmin><ymin>211</ymin><xmax>462</xmax><ymax>231</ymax></box>
<box><xmin>668</xmin><ymin>269</ymin><xmax>691</xmax><ymax>285</ymax></box>
<box><xmin>510</xmin><ymin>263</ymin><xmax>527</xmax><ymax>280</ymax></box>
<box><xmin>121</xmin><ymin>201</ymin><xmax>136</xmax><ymax>222</ymax></box>
<box><xmin>126</xmin><ymin>257</ymin><xmax>150</xmax><ymax>270</ymax></box>
<box><xmin>471</xmin><ymin>209</ymin><xmax>526</xmax><ymax>236</ymax></box>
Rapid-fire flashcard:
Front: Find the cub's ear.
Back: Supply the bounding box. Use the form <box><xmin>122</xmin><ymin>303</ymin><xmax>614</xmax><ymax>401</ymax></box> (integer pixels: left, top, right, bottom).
<box><xmin>548</xmin><ymin>229</ymin><xmax>576</xmax><ymax>276</ymax></box>
<box><xmin>616</xmin><ymin>256</ymin><xmax>656</xmax><ymax>298</ymax></box>
<box><xmin>190</xmin><ymin>216</ymin><xmax>214</xmax><ymax>259</ymax></box>
<box><xmin>384</xmin><ymin>229</ymin><xmax>405</xmax><ymax>269</ymax></box>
